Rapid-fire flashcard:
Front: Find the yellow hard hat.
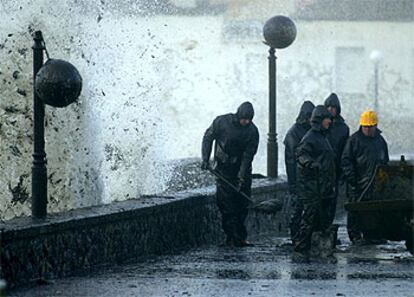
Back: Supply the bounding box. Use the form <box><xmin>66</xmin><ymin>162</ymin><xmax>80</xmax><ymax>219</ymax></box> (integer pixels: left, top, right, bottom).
<box><xmin>360</xmin><ymin>110</ymin><xmax>378</xmax><ymax>126</ymax></box>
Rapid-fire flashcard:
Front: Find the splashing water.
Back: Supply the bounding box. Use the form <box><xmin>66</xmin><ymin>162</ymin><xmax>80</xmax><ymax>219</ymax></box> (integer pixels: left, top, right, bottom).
<box><xmin>1</xmin><ymin>1</ymin><xmax>413</xmax><ymax>220</ymax></box>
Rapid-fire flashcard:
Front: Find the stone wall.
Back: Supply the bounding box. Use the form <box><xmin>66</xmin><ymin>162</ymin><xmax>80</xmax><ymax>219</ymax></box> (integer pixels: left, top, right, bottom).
<box><xmin>0</xmin><ymin>179</ymin><xmax>289</xmax><ymax>288</ymax></box>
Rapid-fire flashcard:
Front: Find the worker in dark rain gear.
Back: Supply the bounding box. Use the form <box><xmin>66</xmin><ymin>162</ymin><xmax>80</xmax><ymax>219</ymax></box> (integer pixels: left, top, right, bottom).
<box><xmin>324</xmin><ymin>93</ymin><xmax>350</xmax><ymax>225</ymax></box>
<box><xmin>294</xmin><ymin>105</ymin><xmax>336</xmax><ymax>256</ymax></box>
<box><xmin>201</xmin><ymin>102</ymin><xmax>259</xmax><ymax>247</ymax></box>
<box><xmin>341</xmin><ymin>110</ymin><xmax>389</xmax><ymax>243</ymax></box>
<box><xmin>283</xmin><ymin>101</ymin><xmax>315</xmax><ymax>245</ymax></box>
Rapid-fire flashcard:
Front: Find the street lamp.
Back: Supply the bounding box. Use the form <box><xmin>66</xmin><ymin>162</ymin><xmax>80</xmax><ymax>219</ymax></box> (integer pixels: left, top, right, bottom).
<box><xmin>32</xmin><ymin>31</ymin><xmax>82</xmax><ymax>219</ymax></box>
<box><xmin>369</xmin><ymin>50</ymin><xmax>383</xmax><ymax>112</ymax></box>
<box><xmin>263</xmin><ymin>15</ymin><xmax>296</xmax><ymax>178</ymax></box>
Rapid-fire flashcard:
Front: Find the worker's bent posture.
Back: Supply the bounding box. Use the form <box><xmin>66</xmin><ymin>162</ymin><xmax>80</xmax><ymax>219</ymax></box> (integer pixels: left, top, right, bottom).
<box><xmin>201</xmin><ymin>102</ymin><xmax>259</xmax><ymax>247</ymax></box>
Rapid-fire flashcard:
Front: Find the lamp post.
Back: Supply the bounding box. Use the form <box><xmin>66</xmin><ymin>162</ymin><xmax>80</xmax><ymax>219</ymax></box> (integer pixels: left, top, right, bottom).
<box><xmin>31</xmin><ymin>30</ymin><xmax>82</xmax><ymax>219</ymax></box>
<box><xmin>263</xmin><ymin>15</ymin><xmax>296</xmax><ymax>178</ymax></box>
<box><xmin>370</xmin><ymin>50</ymin><xmax>383</xmax><ymax>112</ymax></box>
<box><xmin>32</xmin><ymin>31</ymin><xmax>47</xmax><ymax>219</ymax></box>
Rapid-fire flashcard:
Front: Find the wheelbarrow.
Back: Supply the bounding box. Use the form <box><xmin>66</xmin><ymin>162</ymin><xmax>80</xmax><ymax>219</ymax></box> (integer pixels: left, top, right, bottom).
<box><xmin>344</xmin><ymin>156</ymin><xmax>414</xmax><ymax>253</ymax></box>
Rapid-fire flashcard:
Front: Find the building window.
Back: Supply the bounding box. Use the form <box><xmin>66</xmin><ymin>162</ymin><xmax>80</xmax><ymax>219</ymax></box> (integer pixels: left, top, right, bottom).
<box><xmin>412</xmin><ymin>49</ymin><xmax>414</xmax><ymax>96</ymax></box>
<box><xmin>245</xmin><ymin>53</ymin><xmax>266</xmax><ymax>93</ymax></box>
<box><xmin>335</xmin><ymin>47</ymin><xmax>366</xmax><ymax>94</ymax></box>
<box><xmin>222</xmin><ymin>20</ymin><xmax>262</xmax><ymax>43</ymax></box>
<box><xmin>171</xmin><ymin>0</ymin><xmax>198</xmax><ymax>8</ymax></box>
<box><xmin>89</xmin><ymin>0</ymin><xmax>227</xmax><ymax>16</ymax></box>
<box><xmin>296</xmin><ymin>0</ymin><xmax>414</xmax><ymax>21</ymax></box>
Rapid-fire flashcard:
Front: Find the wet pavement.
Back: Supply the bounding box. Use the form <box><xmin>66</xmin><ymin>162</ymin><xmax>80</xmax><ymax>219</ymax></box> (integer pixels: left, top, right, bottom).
<box><xmin>10</xmin><ymin>226</ymin><xmax>414</xmax><ymax>297</ymax></box>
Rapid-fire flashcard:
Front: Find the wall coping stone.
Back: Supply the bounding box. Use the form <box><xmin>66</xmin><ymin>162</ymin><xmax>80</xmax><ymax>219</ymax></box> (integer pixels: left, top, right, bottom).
<box><xmin>0</xmin><ymin>178</ymin><xmax>287</xmax><ymax>239</ymax></box>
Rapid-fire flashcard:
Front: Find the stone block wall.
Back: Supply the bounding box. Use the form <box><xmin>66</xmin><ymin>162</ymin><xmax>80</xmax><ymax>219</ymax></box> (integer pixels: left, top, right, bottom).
<box><xmin>0</xmin><ymin>179</ymin><xmax>289</xmax><ymax>288</ymax></box>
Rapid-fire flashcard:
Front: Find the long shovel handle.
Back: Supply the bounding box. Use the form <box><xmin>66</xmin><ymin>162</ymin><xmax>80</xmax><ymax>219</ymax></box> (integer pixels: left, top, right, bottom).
<box><xmin>207</xmin><ymin>167</ymin><xmax>253</xmax><ymax>203</ymax></box>
<box><xmin>315</xmin><ymin>167</ymin><xmax>324</xmax><ymax>226</ymax></box>
<box><xmin>357</xmin><ymin>165</ymin><xmax>379</xmax><ymax>202</ymax></box>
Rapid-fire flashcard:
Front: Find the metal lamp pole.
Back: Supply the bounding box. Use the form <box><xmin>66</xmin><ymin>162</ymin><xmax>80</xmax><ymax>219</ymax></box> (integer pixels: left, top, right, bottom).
<box><xmin>31</xmin><ymin>30</ymin><xmax>83</xmax><ymax>219</ymax></box>
<box><xmin>370</xmin><ymin>50</ymin><xmax>383</xmax><ymax>112</ymax></box>
<box><xmin>263</xmin><ymin>16</ymin><xmax>296</xmax><ymax>178</ymax></box>
<box><xmin>32</xmin><ymin>31</ymin><xmax>47</xmax><ymax>219</ymax></box>
<box><xmin>267</xmin><ymin>47</ymin><xmax>278</xmax><ymax>177</ymax></box>
<box><xmin>374</xmin><ymin>62</ymin><xmax>379</xmax><ymax>111</ymax></box>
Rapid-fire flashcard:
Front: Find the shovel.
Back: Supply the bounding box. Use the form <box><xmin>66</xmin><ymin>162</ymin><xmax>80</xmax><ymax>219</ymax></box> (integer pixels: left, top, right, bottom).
<box><xmin>357</xmin><ymin>165</ymin><xmax>379</xmax><ymax>202</ymax></box>
<box><xmin>208</xmin><ymin>167</ymin><xmax>283</xmax><ymax>213</ymax></box>
<box><xmin>207</xmin><ymin>167</ymin><xmax>253</xmax><ymax>202</ymax></box>
<box><xmin>315</xmin><ymin>167</ymin><xmax>324</xmax><ymax>226</ymax></box>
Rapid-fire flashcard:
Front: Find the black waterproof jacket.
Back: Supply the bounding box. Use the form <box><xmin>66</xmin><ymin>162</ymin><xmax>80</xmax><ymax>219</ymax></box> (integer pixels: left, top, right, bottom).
<box><xmin>296</xmin><ymin>105</ymin><xmax>336</xmax><ymax>202</ymax></box>
<box><xmin>283</xmin><ymin>101</ymin><xmax>315</xmax><ymax>194</ymax></box>
<box><xmin>324</xmin><ymin>93</ymin><xmax>350</xmax><ymax>173</ymax></box>
<box><xmin>341</xmin><ymin>127</ymin><xmax>389</xmax><ymax>201</ymax></box>
<box><xmin>202</xmin><ymin>102</ymin><xmax>260</xmax><ymax>181</ymax></box>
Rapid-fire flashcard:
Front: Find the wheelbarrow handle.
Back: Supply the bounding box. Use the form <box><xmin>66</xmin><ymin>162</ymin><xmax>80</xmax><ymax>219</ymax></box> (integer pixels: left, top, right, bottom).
<box><xmin>207</xmin><ymin>167</ymin><xmax>253</xmax><ymax>203</ymax></box>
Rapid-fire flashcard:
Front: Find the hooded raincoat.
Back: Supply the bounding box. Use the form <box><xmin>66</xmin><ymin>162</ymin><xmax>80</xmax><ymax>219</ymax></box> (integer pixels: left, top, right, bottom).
<box><xmin>294</xmin><ymin>105</ymin><xmax>336</xmax><ymax>252</ymax></box>
<box><xmin>283</xmin><ymin>101</ymin><xmax>315</xmax><ymax>242</ymax></box>
<box><xmin>201</xmin><ymin>102</ymin><xmax>259</xmax><ymax>244</ymax></box>
<box><xmin>341</xmin><ymin>126</ymin><xmax>389</xmax><ymax>241</ymax></box>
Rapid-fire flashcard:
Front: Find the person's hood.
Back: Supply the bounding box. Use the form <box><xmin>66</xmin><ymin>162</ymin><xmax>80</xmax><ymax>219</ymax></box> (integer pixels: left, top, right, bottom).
<box><xmin>311</xmin><ymin>105</ymin><xmax>331</xmax><ymax>131</ymax></box>
<box><xmin>324</xmin><ymin>92</ymin><xmax>341</xmax><ymax>115</ymax></box>
<box><xmin>296</xmin><ymin>100</ymin><xmax>315</xmax><ymax>125</ymax></box>
<box><xmin>236</xmin><ymin>101</ymin><xmax>255</xmax><ymax>121</ymax></box>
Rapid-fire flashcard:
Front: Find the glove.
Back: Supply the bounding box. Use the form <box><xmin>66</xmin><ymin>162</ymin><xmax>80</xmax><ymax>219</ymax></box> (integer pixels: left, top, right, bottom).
<box><xmin>347</xmin><ymin>184</ymin><xmax>359</xmax><ymax>202</ymax></box>
<box><xmin>201</xmin><ymin>160</ymin><xmax>209</xmax><ymax>171</ymax></box>
<box><xmin>310</xmin><ymin>162</ymin><xmax>321</xmax><ymax>171</ymax></box>
<box><xmin>236</xmin><ymin>178</ymin><xmax>246</xmax><ymax>193</ymax></box>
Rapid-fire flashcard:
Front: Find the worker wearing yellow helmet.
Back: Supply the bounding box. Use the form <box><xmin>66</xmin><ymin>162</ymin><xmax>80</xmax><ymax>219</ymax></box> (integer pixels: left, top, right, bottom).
<box><xmin>359</xmin><ymin>110</ymin><xmax>379</xmax><ymax>137</ymax></box>
<box><xmin>341</xmin><ymin>110</ymin><xmax>389</xmax><ymax>244</ymax></box>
